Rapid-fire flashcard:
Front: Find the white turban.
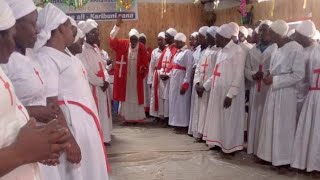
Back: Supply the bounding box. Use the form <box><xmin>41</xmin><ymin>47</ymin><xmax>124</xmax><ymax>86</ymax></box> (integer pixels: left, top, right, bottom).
<box><xmin>80</xmin><ymin>19</ymin><xmax>98</xmax><ymax>34</ymax></box>
<box><xmin>5</xmin><ymin>0</ymin><xmax>36</xmax><ymax>20</ymax></box>
<box><xmin>239</xmin><ymin>26</ymin><xmax>248</xmax><ymax>38</ymax></box>
<box><xmin>129</xmin><ymin>29</ymin><xmax>139</xmax><ymax>38</ymax></box>
<box><xmin>34</xmin><ymin>3</ymin><xmax>68</xmax><ymax>50</ymax></box>
<box><xmin>296</xmin><ymin>20</ymin><xmax>317</xmax><ymax>38</ymax></box>
<box><xmin>261</xmin><ymin>20</ymin><xmax>272</xmax><ymax>26</ymax></box>
<box><xmin>158</xmin><ymin>32</ymin><xmax>165</xmax><ymax>38</ymax></box>
<box><xmin>216</xmin><ymin>24</ymin><xmax>233</xmax><ymax>39</ymax></box>
<box><xmin>228</xmin><ymin>22</ymin><xmax>240</xmax><ymax>36</ymax></box>
<box><xmin>139</xmin><ymin>33</ymin><xmax>146</xmax><ymax>39</ymax></box>
<box><xmin>0</xmin><ymin>0</ymin><xmax>15</xmax><ymax>31</ymax></box>
<box><xmin>166</xmin><ymin>28</ymin><xmax>177</xmax><ymax>37</ymax></box>
<box><xmin>207</xmin><ymin>26</ymin><xmax>218</xmax><ymax>38</ymax></box>
<box><xmin>270</xmin><ymin>20</ymin><xmax>289</xmax><ymax>37</ymax></box>
<box><xmin>287</xmin><ymin>29</ymin><xmax>295</xmax><ymax>37</ymax></box>
<box><xmin>73</xmin><ymin>28</ymin><xmax>85</xmax><ymax>43</ymax></box>
<box><xmin>191</xmin><ymin>32</ymin><xmax>198</xmax><ymax>38</ymax></box>
<box><xmin>198</xmin><ymin>26</ymin><xmax>209</xmax><ymax>37</ymax></box>
<box><xmin>78</xmin><ymin>21</ymin><xmax>85</xmax><ymax>30</ymax></box>
<box><xmin>174</xmin><ymin>33</ymin><xmax>187</xmax><ymax>43</ymax></box>
<box><xmin>248</xmin><ymin>28</ymin><xmax>253</xmax><ymax>37</ymax></box>
<box><xmin>68</xmin><ymin>16</ymin><xmax>77</xmax><ymax>27</ymax></box>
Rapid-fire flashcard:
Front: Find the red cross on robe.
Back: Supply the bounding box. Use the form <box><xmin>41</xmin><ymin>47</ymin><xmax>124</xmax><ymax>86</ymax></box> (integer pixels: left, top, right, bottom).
<box><xmin>201</xmin><ymin>58</ymin><xmax>209</xmax><ymax>81</ymax></box>
<box><xmin>212</xmin><ymin>64</ymin><xmax>221</xmax><ymax>88</ymax></box>
<box><xmin>0</xmin><ymin>76</ymin><xmax>13</xmax><ymax>105</ymax></box>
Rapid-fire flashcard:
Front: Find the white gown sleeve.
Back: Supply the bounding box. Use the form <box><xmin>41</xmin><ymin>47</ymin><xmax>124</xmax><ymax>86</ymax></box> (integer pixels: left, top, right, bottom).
<box><xmin>147</xmin><ymin>50</ymin><xmax>157</xmax><ymax>85</ymax></box>
<box><xmin>183</xmin><ymin>51</ymin><xmax>195</xmax><ymax>87</ymax></box>
<box><xmin>38</xmin><ymin>56</ymin><xmax>59</xmax><ymax>98</ymax></box>
<box><xmin>244</xmin><ymin>52</ymin><xmax>255</xmax><ymax>82</ymax></box>
<box><xmin>110</xmin><ymin>25</ymin><xmax>120</xmax><ymax>40</ymax></box>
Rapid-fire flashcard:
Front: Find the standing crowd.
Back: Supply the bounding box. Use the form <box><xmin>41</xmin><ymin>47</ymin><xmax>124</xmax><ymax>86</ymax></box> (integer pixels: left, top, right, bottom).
<box><xmin>0</xmin><ymin>0</ymin><xmax>320</xmax><ymax>179</ymax></box>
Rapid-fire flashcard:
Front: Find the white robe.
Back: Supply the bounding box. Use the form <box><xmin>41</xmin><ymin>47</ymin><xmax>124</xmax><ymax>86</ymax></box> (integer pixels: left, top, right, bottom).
<box><xmin>203</xmin><ymin>41</ymin><xmax>246</xmax><ymax>153</ymax></box>
<box><xmin>78</xmin><ymin>43</ymin><xmax>112</xmax><ymax>143</ymax></box>
<box><xmin>188</xmin><ymin>46</ymin><xmax>219</xmax><ymax>138</ymax></box>
<box><xmin>257</xmin><ymin>41</ymin><xmax>305</xmax><ymax>166</ymax></box>
<box><xmin>169</xmin><ymin>47</ymin><xmax>194</xmax><ymax>127</ymax></box>
<box><xmin>245</xmin><ymin>44</ymin><xmax>277</xmax><ymax>155</ymax></box>
<box><xmin>0</xmin><ymin>66</ymin><xmax>40</xmax><ymax>180</ymax></box>
<box><xmin>291</xmin><ymin>44</ymin><xmax>320</xmax><ymax>172</ymax></box>
<box><xmin>148</xmin><ymin>48</ymin><xmax>163</xmax><ymax>117</ymax></box>
<box><xmin>37</xmin><ymin>46</ymin><xmax>109</xmax><ymax>180</ymax></box>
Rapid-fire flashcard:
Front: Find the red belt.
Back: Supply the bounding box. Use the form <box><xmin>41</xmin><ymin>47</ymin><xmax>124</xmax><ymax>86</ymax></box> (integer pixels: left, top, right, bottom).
<box><xmin>57</xmin><ymin>100</ymin><xmax>111</xmax><ymax>172</ymax></box>
<box><xmin>309</xmin><ymin>87</ymin><xmax>320</xmax><ymax>91</ymax></box>
<box><xmin>172</xmin><ymin>64</ymin><xmax>186</xmax><ymax>71</ymax></box>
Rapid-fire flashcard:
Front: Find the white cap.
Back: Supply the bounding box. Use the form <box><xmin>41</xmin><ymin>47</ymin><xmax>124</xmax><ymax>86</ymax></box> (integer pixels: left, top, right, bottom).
<box><xmin>174</xmin><ymin>33</ymin><xmax>187</xmax><ymax>43</ymax></box>
<box><xmin>270</xmin><ymin>20</ymin><xmax>289</xmax><ymax>37</ymax></box>
<box><xmin>166</xmin><ymin>28</ymin><xmax>178</xmax><ymax>37</ymax></box>
<box><xmin>207</xmin><ymin>26</ymin><xmax>218</xmax><ymax>38</ymax></box>
<box><xmin>216</xmin><ymin>24</ymin><xmax>233</xmax><ymax>39</ymax></box>
<box><xmin>0</xmin><ymin>0</ymin><xmax>15</xmax><ymax>31</ymax></box>
<box><xmin>295</xmin><ymin>20</ymin><xmax>317</xmax><ymax>38</ymax></box>
<box><xmin>247</xmin><ymin>28</ymin><xmax>253</xmax><ymax>37</ymax></box>
<box><xmin>191</xmin><ymin>32</ymin><xmax>199</xmax><ymax>38</ymax></box>
<box><xmin>78</xmin><ymin>21</ymin><xmax>85</xmax><ymax>30</ymax></box>
<box><xmin>80</xmin><ymin>19</ymin><xmax>98</xmax><ymax>34</ymax></box>
<box><xmin>139</xmin><ymin>33</ymin><xmax>146</xmax><ymax>39</ymax></box>
<box><xmin>5</xmin><ymin>0</ymin><xmax>36</xmax><ymax>20</ymax></box>
<box><xmin>158</xmin><ymin>32</ymin><xmax>165</xmax><ymax>38</ymax></box>
<box><xmin>129</xmin><ymin>29</ymin><xmax>139</xmax><ymax>38</ymax></box>
<box><xmin>198</xmin><ymin>26</ymin><xmax>209</xmax><ymax>36</ymax></box>
<box><xmin>239</xmin><ymin>26</ymin><xmax>248</xmax><ymax>38</ymax></box>
<box><xmin>228</xmin><ymin>22</ymin><xmax>240</xmax><ymax>36</ymax></box>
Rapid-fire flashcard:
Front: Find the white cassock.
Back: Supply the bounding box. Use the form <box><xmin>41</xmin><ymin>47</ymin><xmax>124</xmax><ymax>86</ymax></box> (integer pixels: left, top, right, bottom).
<box><xmin>245</xmin><ymin>44</ymin><xmax>277</xmax><ymax>155</ymax></box>
<box><xmin>192</xmin><ymin>45</ymin><xmax>203</xmax><ymax>66</ymax></box>
<box><xmin>188</xmin><ymin>46</ymin><xmax>219</xmax><ymax>138</ymax></box>
<box><xmin>37</xmin><ymin>47</ymin><xmax>109</xmax><ymax>180</ymax></box>
<box><xmin>257</xmin><ymin>41</ymin><xmax>305</xmax><ymax>166</ymax></box>
<box><xmin>203</xmin><ymin>41</ymin><xmax>246</xmax><ymax>153</ymax></box>
<box><xmin>291</xmin><ymin>44</ymin><xmax>320</xmax><ymax>172</ymax></box>
<box><xmin>169</xmin><ymin>46</ymin><xmax>194</xmax><ymax>127</ymax></box>
<box><xmin>0</xmin><ymin>66</ymin><xmax>41</xmax><ymax>180</ymax></box>
<box><xmin>78</xmin><ymin>43</ymin><xmax>112</xmax><ymax>143</ymax></box>
<box><xmin>148</xmin><ymin>47</ymin><xmax>163</xmax><ymax>117</ymax></box>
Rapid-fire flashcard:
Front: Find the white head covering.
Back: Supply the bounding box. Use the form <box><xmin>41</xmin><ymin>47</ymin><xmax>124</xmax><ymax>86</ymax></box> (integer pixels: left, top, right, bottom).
<box><xmin>198</xmin><ymin>26</ymin><xmax>209</xmax><ymax>37</ymax></box>
<box><xmin>129</xmin><ymin>29</ymin><xmax>139</xmax><ymax>38</ymax></box>
<box><xmin>228</xmin><ymin>22</ymin><xmax>240</xmax><ymax>36</ymax></box>
<box><xmin>270</xmin><ymin>20</ymin><xmax>289</xmax><ymax>37</ymax></box>
<box><xmin>287</xmin><ymin>29</ymin><xmax>295</xmax><ymax>37</ymax></box>
<box><xmin>0</xmin><ymin>0</ymin><xmax>15</xmax><ymax>31</ymax></box>
<box><xmin>174</xmin><ymin>33</ymin><xmax>187</xmax><ymax>43</ymax></box>
<box><xmin>80</xmin><ymin>19</ymin><xmax>98</xmax><ymax>34</ymax></box>
<box><xmin>295</xmin><ymin>20</ymin><xmax>317</xmax><ymax>38</ymax></box>
<box><xmin>254</xmin><ymin>27</ymin><xmax>259</xmax><ymax>34</ymax></box>
<box><xmin>166</xmin><ymin>28</ymin><xmax>177</xmax><ymax>37</ymax></box>
<box><xmin>158</xmin><ymin>32</ymin><xmax>165</xmax><ymax>38</ymax></box>
<box><xmin>139</xmin><ymin>33</ymin><xmax>146</xmax><ymax>39</ymax></box>
<box><xmin>191</xmin><ymin>32</ymin><xmax>199</xmax><ymax>38</ymax></box>
<box><xmin>239</xmin><ymin>26</ymin><xmax>248</xmax><ymax>38</ymax></box>
<box><xmin>34</xmin><ymin>3</ymin><xmax>68</xmax><ymax>50</ymax></box>
<box><xmin>207</xmin><ymin>26</ymin><xmax>218</xmax><ymax>38</ymax></box>
<box><xmin>78</xmin><ymin>21</ymin><xmax>85</xmax><ymax>30</ymax></box>
<box><xmin>68</xmin><ymin>16</ymin><xmax>77</xmax><ymax>27</ymax></box>
<box><xmin>312</xmin><ymin>30</ymin><xmax>320</xmax><ymax>40</ymax></box>
<box><xmin>5</xmin><ymin>0</ymin><xmax>36</xmax><ymax>20</ymax></box>
<box><xmin>216</xmin><ymin>24</ymin><xmax>233</xmax><ymax>39</ymax></box>
<box><xmin>73</xmin><ymin>28</ymin><xmax>85</xmax><ymax>43</ymax></box>
<box><xmin>248</xmin><ymin>28</ymin><xmax>253</xmax><ymax>37</ymax></box>
<box><xmin>261</xmin><ymin>20</ymin><xmax>272</xmax><ymax>26</ymax></box>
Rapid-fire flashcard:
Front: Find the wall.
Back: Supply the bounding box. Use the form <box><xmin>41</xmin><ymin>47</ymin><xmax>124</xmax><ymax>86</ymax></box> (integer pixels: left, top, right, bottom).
<box><xmin>214</xmin><ymin>0</ymin><xmax>320</xmax><ymax>29</ymax></box>
<box><xmin>99</xmin><ymin>2</ymin><xmax>203</xmax><ymax>54</ymax></box>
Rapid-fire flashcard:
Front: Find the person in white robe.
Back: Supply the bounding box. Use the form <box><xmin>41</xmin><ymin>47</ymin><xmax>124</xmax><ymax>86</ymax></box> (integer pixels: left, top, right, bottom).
<box><xmin>0</xmin><ymin>1</ymin><xmax>70</xmax><ymax>178</ymax></box>
<box><xmin>239</xmin><ymin>26</ymin><xmax>253</xmax><ymax>50</ymax></box>
<box><xmin>245</xmin><ymin>21</ymin><xmax>277</xmax><ymax>155</ymax></box>
<box><xmin>229</xmin><ymin>22</ymin><xmax>240</xmax><ymax>44</ymax></box>
<box><xmin>35</xmin><ymin>3</ymin><xmax>109</xmax><ymax>180</ymax></box>
<box><xmin>203</xmin><ymin>23</ymin><xmax>246</xmax><ymax>154</ymax></box>
<box><xmin>257</xmin><ymin>20</ymin><xmax>305</xmax><ymax>167</ymax></box>
<box><xmin>189</xmin><ymin>32</ymin><xmax>199</xmax><ymax>52</ymax></box>
<box><xmin>189</xmin><ymin>26</ymin><xmax>220</xmax><ymax>140</ymax></box>
<box><xmin>290</xmin><ymin>21</ymin><xmax>320</xmax><ymax>172</ymax></box>
<box><xmin>192</xmin><ymin>26</ymin><xmax>209</xmax><ymax>66</ymax></box>
<box><xmin>168</xmin><ymin>33</ymin><xmax>194</xmax><ymax>131</ymax></box>
<box><xmin>149</xmin><ymin>32</ymin><xmax>166</xmax><ymax>118</ymax></box>
<box><xmin>77</xmin><ymin>19</ymin><xmax>112</xmax><ymax>143</ymax></box>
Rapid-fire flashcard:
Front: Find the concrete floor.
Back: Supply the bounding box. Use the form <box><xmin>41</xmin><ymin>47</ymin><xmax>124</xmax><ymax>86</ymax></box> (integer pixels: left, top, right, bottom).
<box><xmin>107</xmin><ymin>120</ymin><xmax>317</xmax><ymax>180</ymax></box>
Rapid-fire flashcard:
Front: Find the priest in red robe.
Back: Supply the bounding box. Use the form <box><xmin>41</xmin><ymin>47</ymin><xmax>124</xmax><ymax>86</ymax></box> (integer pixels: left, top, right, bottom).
<box><xmin>109</xmin><ymin>17</ymin><xmax>149</xmax><ymax>123</ymax></box>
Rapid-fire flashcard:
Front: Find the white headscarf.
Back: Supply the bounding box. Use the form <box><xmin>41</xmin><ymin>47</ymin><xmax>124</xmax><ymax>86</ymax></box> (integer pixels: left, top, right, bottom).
<box><xmin>34</xmin><ymin>3</ymin><xmax>68</xmax><ymax>50</ymax></box>
<box><xmin>216</xmin><ymin>24</ymin><xmax>233</xmax><ymax>39</ymax></box>
<box><xmin>0</xmin><ymin>0</ymin><xmax>15</xmax><ymax>31</ymax></box>
<box><xmin>247</xmin><ymin>28</ymin><xmax>253</xmax><ymax>37</ymax></box>
<box><xmin>73</xmin><ymin>28</ymin><xmax>85</xmax><ymax>43</ymax></box>
<box><xmin>295</xmin><ymin>20</ymin><xmax>317</xmax><ymax>38</ymax></box>
<box><xmin>198</xmin><ymin>26</ymin><xmax>209</xmax><ymax>37</ymax></box>
<box><xmin>174</xmin><ymin>33</ymin><xmax>187</xmax><ymax>43</ymax></box>
<box><xmin>78</xmin><ymin>21</ymin><xmax>85</xmax><ymax>30</ymax></box>
<box><xmin>166</xmin><ymin>28</ymin><xmax>177</xmax><ymax>37</ymax></box>
<box><xmin>270</xmin><ymin>20</ymin><xmax>289</xmax><ymax>37</ymax></box>
<box><xmin>239</xmin><ymin>26</ymin><xmax>248</xmax><ymax>38</ymax></box>
<box><xmin>129</xmin><ymin>29</ymin><xmax>139</xmax><ymax>38</ymax></box>
<box><xmin>5</xmin><ymin>0</ymin><xmax>36</xmax><ymax>20</ymax></box>
<box><xmin>191</xmin><ymin>32</ymin><xmax>199</xmax><ymax>38</ymax></box>
<box><xmin>207</xmin><ymin>26</ymin><xmax>218</xmax><ymax>38</ymax></box>
<box><xmin>228</xmin><ymin>22</ymin><xmax>240</xmax><ymax>37</ymax></box>
<box><xmin>158</xmin><ymin>32</ymin><xmax>165</xmax><ymax>38</ymax></box>
<box><xmin>68</xmin><ymin>16</ymin><xmax>77</xmax><ymax>27</ymax></box>
<box><xmin>80</xmin><ymin>19</ymin><xmax>98</xmax><ymax>34</ymax></box>
<box><xmin>139</xmin><ymin>33</ymin><xmax>146</xmax><ymax>39</ymax></box>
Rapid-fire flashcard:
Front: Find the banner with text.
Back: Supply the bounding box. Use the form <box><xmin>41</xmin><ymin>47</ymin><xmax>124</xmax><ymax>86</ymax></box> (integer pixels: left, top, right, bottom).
<box><xmin>43</xmin><ymin>0</ymin><xmax>138</xmax><ymax>21</ymax></box>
